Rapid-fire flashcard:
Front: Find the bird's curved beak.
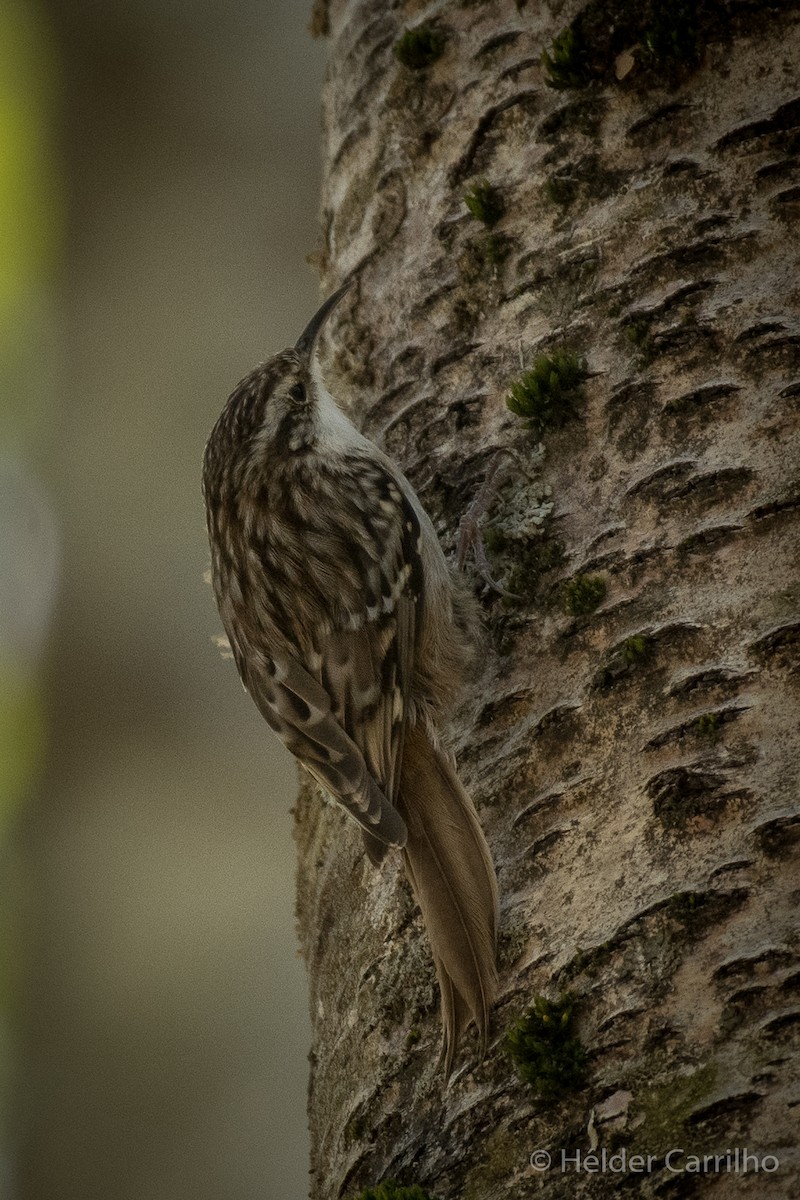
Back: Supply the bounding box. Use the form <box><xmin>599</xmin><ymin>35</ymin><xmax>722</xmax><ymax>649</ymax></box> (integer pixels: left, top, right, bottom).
<box><xmin>294</xmin><ymin>280</ymin><xmax>352</xmax><ymax>361</ymax></box>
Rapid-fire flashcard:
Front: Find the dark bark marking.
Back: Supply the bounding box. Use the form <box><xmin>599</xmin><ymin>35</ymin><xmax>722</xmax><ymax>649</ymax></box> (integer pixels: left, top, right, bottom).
<box><xmin>686</xmin><ymin>1089</ymin><xmax>765</xmax><ymax>1128</ymax></box>
<box><xmin>629</xmin><ymin>279</ymin><xmax>718</xmax><ymax>323</ymax></box>
<box><xmin>370</xmin><ymin>171</ymin><xmax>407</xmax><ymax>246</ymax></box>
<box><xmin>644</xmin><ymin>704</ymin><xmax>751</xmax><ymax>751</ymax></box>
<box><xmin>473</xmin><ymin>30</ymin><xmax>523</xmax><ymax>60</ymax></box>
<box><xmin>605</xmin><ymin>380</ymin><xmax>658</xmax><ymax>435</ymax></box>
<box><xmin>755</xmin><ymin>156</ymin><xmax>800</xmax><ymax>184</ymax></box>
<box><xmin>476</xmin><ymin>685</ymin><xmax>535</xmax><ymax>729</ymax></box>
<box><xmin>666</xmin><ymin>465</ymin><xmax>755</xmax><ymax>504</ymax></box>
<box><xmin>675</xmin><ymin>522</ymin><xmax>744</xmax><ymax>557</ymax></box>
<box><xmin>757</xmin><ymin>1008</ymin><xmax>800</xmax><ymax>1036</ymax></box>
<box><xmin>752</xmin><ymin>811</ymin><xmax>800</xmax><ymax>857</ymax></box>
<box><xmin>662</xmin><ymin>157</ymin><xmax>708</xmax><ymax>179</ymax></box>
<box><xmin>747</xmin><ymin>621</ymin><xmax>800</xmax><ymax>664</ymax></box>
<box><xmin>627</xmin><ymin>102</ymin><xmax>695</xmax><ymax>144</ymax></box>
<box><xmin>771</xmin><ymin>185</ymin><xmax>800</xmax><ymax>217</ymax></box>
<box><xmin>747</xmin><ymin>493</ymin><xmax>800</xmax><ymax>523</ymax></box>
<box><xmin>707</xmin><ymin>858</ymin><xmax>753</xmax><ymax>881</ymax></box>
<box><xmin>650</xmin><ymin>320</ymin><xmax>720</xmax><ymax>362</ymax></box>
<box><xmin>714</xmin><ymin>947</ymin><xmax>796</xmax><ymax>983</ymax></box>
<box><xmin>523</xmin><ymin>824</ymin><xmax>574</xmax><ymax>860</ymax></box>
<box><xmin>448</xmin><ymin>90</ymin><xmax>538</xmax><ymax>184</ymax></box>
<box><xmin>739</xmin><ymin>332</ymin><xmax>800</xmax><ymax>374</ymax></box>
<box><xmin>625</xmin><ymin>459</ymin><xmax>697</xmax><ymax>500</ymax></box>
<box><xmin>559</xmin><ymin>888</ymin><xmax>751</xmax><ymax>985</ymax></box>
<box><xmin>734</xmin><ymin>321</ymin><xmax>787</xmax><ymax>343</ymax></box>
<box><xmin>512</xmin><ymin>776</ymin><xmax>594</xmax><ymax>829</ymax></box>
<box><xmin>714</xmin><ymin>95</ymin><xmax>800</xmax><ymax>152</ymax></box>
<box><xmin>431</xmin><ymin>342</ymin><xmax>480</xmax><ymax>376</ymax></box>
<box><xmin>499</xmin><ymin>56</ymin><xmax>540</xmax><ymax>83</ymax></box>
<box><xmin>661</xmin><ymin>381</ymin><xmax>741</xmax><ymax>419</ymax></box>
<box><xmin>630</xmin><ymin>230</ymin><xmax>759</xmax><ymax>289</ymax></box>
<box><xmin>666</xmin><ymin>666</ymin><xmax>754</xmax><ymax>700</ymax></box>
<box><xmin>331</xmin><ymin>122</ymin><xmax>371</xmax><ymax>172</ymax></box>
<box><xmin>647</xmin><ymin>765</ymin><xmax>754</xmax><ymax>829</ymax></box>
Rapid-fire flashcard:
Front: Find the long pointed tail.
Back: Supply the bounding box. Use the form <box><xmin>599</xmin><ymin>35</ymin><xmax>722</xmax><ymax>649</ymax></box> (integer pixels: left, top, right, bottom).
<box><xmin>398</xmin><ymin>723</ymin><xmax>499</xmax><ymax>1077</ymax></box>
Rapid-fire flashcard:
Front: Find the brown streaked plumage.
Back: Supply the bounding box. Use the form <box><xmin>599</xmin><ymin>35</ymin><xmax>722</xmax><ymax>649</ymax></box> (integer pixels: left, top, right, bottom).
<box><xmin>202</xmin><ymin>283</ymin><xmax>498</xmax><ymax>1075</ymax></box>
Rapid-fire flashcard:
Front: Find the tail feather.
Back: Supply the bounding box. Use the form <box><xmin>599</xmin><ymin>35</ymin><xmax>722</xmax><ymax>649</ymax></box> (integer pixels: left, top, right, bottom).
<box><xmin>398</xmin><ymin>723</ymin><xmax>498</xmax><ymax>1076</ymax></box>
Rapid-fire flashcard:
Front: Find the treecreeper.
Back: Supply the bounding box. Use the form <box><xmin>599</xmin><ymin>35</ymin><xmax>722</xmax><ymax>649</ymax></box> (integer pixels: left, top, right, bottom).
<box><xmin>202</xmin><ymin>283</ymin><xmax>499</xmax><ymax>1076</ymax></box>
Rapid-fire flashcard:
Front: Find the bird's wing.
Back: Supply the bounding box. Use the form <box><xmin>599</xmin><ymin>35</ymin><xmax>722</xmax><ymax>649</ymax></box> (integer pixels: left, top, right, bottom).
<box><xmin>229</xmin><ymin>458</ymin><xmax>424</xmax><ymax>857</ymax></box>
<box><xmin>242</xmin><ymin>647</ymin><xmax>408</xmax><ymax>850</ymax></box>
<box><xmin>316</xmin><ymin>479</ymin><xmax>423</xmax><ymax>806</ymax></box>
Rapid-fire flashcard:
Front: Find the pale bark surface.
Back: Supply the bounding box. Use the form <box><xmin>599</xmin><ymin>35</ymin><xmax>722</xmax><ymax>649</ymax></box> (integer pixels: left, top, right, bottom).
<box><xmin>295</xmin><ymin>2</ymin><xmax>800</xmax><ymax>1197</ymax></box>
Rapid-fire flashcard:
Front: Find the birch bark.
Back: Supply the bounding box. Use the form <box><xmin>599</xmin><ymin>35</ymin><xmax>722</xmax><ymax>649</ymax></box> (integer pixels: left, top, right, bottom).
<box><xmin>296</xmin><ymin>3</ymin><xmax>800</xmax><ymax>1196</ymax></box>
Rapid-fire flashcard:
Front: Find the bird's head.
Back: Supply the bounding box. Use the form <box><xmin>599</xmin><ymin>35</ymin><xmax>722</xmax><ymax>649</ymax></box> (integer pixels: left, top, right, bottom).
<box><xmin>203</xmin><ymin>281</ymin><xmax>352</xmax><ymax>495</ymax></box>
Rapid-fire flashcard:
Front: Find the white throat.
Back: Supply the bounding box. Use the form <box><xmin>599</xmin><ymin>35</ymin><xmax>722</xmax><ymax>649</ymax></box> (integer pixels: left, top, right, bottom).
<box><xmin>311</xmin><ymin>358</ymin><xmax>372</xmax><ymax>455</ymax></box>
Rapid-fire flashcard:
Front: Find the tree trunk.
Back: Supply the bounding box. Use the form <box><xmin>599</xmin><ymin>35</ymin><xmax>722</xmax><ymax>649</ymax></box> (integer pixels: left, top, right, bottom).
<box><xmin>296</xmin><ymin>2</ymin><xmax>800</xmax><ymax>1196</ymax></box>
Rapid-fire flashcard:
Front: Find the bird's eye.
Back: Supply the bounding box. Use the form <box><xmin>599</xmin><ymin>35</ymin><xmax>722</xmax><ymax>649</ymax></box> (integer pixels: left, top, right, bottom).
<box><xmin>288</xmin><ymin>382</ymin><xmax>306</xmax><ymax>402</ymax></box>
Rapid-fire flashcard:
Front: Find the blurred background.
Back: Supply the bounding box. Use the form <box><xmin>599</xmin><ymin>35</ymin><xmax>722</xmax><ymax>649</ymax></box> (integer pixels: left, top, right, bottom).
<box><xmin>0</xmin><ymin>2</ymin><xmax>326</xmax><ymax>1196</ymax></box>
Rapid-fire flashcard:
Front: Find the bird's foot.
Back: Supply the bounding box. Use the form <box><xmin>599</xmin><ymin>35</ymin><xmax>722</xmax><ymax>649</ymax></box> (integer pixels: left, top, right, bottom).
<box><xmin>457</xmin><ymin>450</ymin><xmax>519</xmax><ymax>598</ymax></box>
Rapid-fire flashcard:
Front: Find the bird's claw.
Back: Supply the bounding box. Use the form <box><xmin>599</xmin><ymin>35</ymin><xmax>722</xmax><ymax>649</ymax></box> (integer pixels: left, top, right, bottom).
<box><xmin>457</xmin><ymin>450</ymin><xmax>520</xmax><ymax>599</ymax></box>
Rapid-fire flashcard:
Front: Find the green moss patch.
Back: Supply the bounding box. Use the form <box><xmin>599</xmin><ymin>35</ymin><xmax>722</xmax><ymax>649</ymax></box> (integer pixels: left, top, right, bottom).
<box><xmin>464</xmin><ymin>179</ymin><xmax>504</xmax><ymax>227</ymax></box>
<box><xmin>506</xmin><ymin>349</ymin><xmax>588</xmax><ymax>437</ymax></box>
<box><xmin>394</xmin><ymin>25</ymin><xmax>446</xmax><ymax>70</ymax></box>
<box><xmin>541</xmin><ymin>0</ymin><xmax>732</xmax><ymax>91</ymax></box>
<box><xmin>562</xmin><ymin>574</ymin><xmax>607</xmax><ymax>616</ymax></box>
<box><xmin>542</xmin><ymin>26</ymin><xmax>592</xmax><ymax>90</ymax></box>
<box><xmin>506</xmin><ymin>994</ymin><xmax>589</xmax><ymax>1097</ymax></box>
<box><xmin>352</xmin><ymin>1184</ymin><xmax>439</xmax><ymax>1200</ymax></box>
